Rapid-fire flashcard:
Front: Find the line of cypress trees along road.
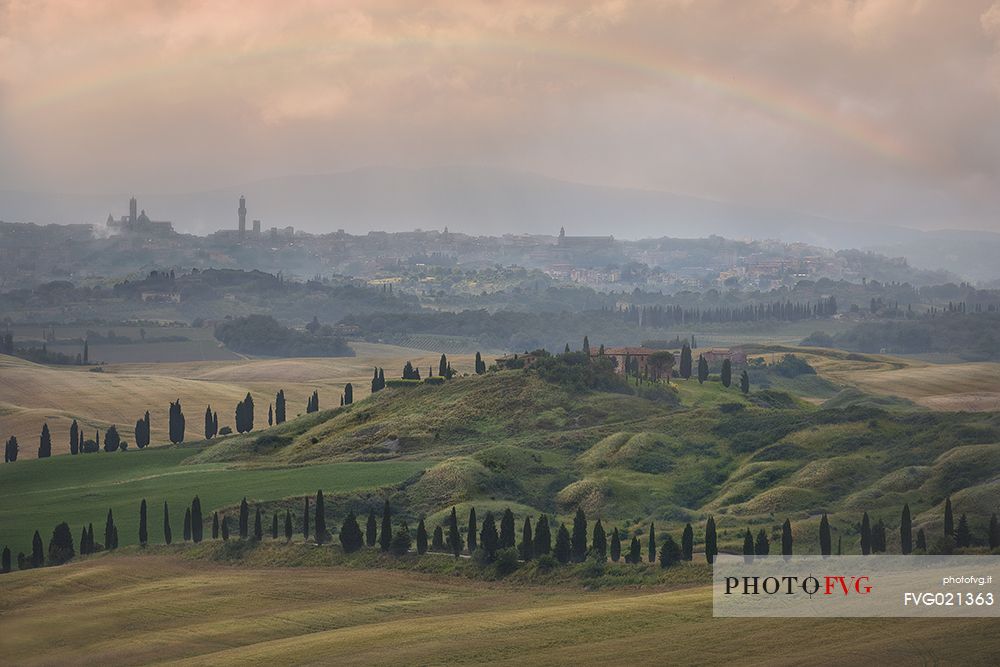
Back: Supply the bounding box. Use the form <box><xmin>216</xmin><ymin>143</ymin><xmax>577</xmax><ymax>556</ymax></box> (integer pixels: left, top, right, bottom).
<box><xmin>7</xmin><ymin>497</ymin><xmax>994</xmax><ymax>576</ymax></box>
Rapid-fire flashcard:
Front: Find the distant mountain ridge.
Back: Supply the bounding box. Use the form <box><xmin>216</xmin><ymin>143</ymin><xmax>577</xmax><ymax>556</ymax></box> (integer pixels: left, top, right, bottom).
<box><xmin>2</xmin><ymin>165</ymin><xmax>998</xmax><ymax>280</ymax></box>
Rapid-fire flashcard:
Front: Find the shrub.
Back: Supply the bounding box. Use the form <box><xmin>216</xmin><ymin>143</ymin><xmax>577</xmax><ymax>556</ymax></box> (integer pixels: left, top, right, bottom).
<box><xmin>494</xmin><ymin>547</ymin><xmax>520</xmax><ymax>576</ymax></box>
<box><xmin>534</xmin><ymin>553</ymin><xmax>558</xmax><ymax>573</ymax></box>
<box><xmin>385</xmin><ymin>379</ymin><xmax>422</xmax><ymax>388</ymax></box>
<box><xmin>389</xmin><ymin>528</ymin><xmax>412</xmax><ymax>556</ymax></box>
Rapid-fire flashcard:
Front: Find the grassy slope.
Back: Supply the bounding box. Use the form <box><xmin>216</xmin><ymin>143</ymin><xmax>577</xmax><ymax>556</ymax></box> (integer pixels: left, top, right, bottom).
<box><xmin>757</xmin><ymin>345</ymin><xmax>1000</xmax><ymax>411</ymax></box>
<box><xmin>1</xmin><ymin>554</ymin><xmax>997</xmax><ymax>666</ymax></box>
<box><xmin>4</xmin><ymin>349</ymin><xmax>999</xmax><ymax>558</ymax></box>
<box><xmin>0</xmin><ymin>344</ymin><xmax>476</xmax><ymax>459</ymax></box>
<box><xmin>183</xmin><ymin>364</ymin><xmax>1000</xmax><ymax>555</ymax></box>
<box><xmin>0</xmin><ymin>446</ymin><xmax>425</xmax><ymax>555</ymax></box>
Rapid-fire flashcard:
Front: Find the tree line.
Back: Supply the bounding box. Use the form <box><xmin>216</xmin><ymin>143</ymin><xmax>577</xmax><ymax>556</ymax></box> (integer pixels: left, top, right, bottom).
<box><xmin>5</xmin><ymin>384</ymin><xmax>363</xmax><ymax>462</ymax></box>
<box><xmin>619</xmin><ymin>298</ymin><xmax>838</xmax><ymax>328</ymax></box>
<box><xmin>5</xmin><ymin>492</ymin><xmax>996</xmax><ymax>576</ymax></box>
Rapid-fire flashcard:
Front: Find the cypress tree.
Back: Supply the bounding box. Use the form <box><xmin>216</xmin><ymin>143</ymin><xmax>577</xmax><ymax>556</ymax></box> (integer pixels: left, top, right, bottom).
<box><xmin>272</xmin><ymin>512</ymin><xmax>279</xmax><ymax>540</ymax></box>
<box><xmin>191</xmin><ymin>496</ymin><xmax>203</xmax><ymax>543</ymax></box>
<box><xmin>705</xmin><ymin>516</ymin><xmax>718</xmax><ymax>564</ymax></box>
<box><xmin>4</xmin><ymin>435</ymin><xmax>17</xmax><ymax>463</ymax></box>
<box><xmin>79</xmin><ymin>526</ymin><xmax>89</xmax><ymax>555</ymax></box>
<box><xmin>439</xmin><ymin>354</ymin><xmax>448</xmax><ymax>377</ymax></box>
<box><xmin>371</xmin><ymin>367</ymin><xmax>380</xmax><ymax>393</ymax></box>
<box><xmin>860</xmin><ymin>512</ymin><xmax>872</xmax><ymax>555</ymax></box>
<box><xmin>284</xmin><ymin>510</ymin><xmax>292</xmax><ymax>542</ymax></box>
<box><xmin>240</xmin><ymin>497</ymin><xmax>249</xmax><ymax>540</ymax></box>
<box><xmin>627</xmin><ymin>536</ymin><xmax>641</xmax><ymax>564</ymax></box>
<box><xmin>943</xmin><ymin>497</ymin><xmax>953</xmax><ymax>540</ymax></box>
<box><xmin>955</xmin><ymin>513</ymin><xmax>971</xmax><ymax>548</ymax></box>
<box><xmin>647</xmin><ymin>522</ymin><xmax>656</xmax><ymax>563</ymax></box>
<box><xmin>183</xmin><ymin>508</ymin><xmax>192</xmax><ymax>542</ymax></box>
<box><xmin>163</xmin><ymin>502</ymin><xmax>172</xmax><ymax>545</ymax></box>
<box><xmin>742</xmin><ymin>528</ymin><xmax>754</xmax><ymax>563</ymax></box>
<box><xmin>754</xmin><ymin>528</ymin><xmax>769</xmax><ymax>556</ymax></box>
<box><xmin>610</xmin><ymin>527</ymin><xmax>622</xmax><ymax>562</ymax></box>
<box><xmin>213</xmin><ymin>512</ymin><xmax>220</xmax><ymax>540</ymax></box>
<box><xmin>275</xmin><ymin>390</ymin><xmax>286</xmax><ymax>424</ymax></box>
<box><xmin>2</xmin><ymin>545</ymin><xmax>11</xmax><ymax>572</ymax></box>
<box><xmin>87</xmin><ymin>524</ymin><xmax>95</xmax><ymax>553</ymax></box>
<box><xmin>139</xmin><ymin>499</ymin><xmax>148</xmax><ymax>546</ymax></box>
<box><xmin>366</xmin><ymin>510</ymin><xmax>377</xmax><ymax>547</ymax></box>
<box><xmin>554</xmin><ymin>524</ymin><xmax>571</xmax><ymax>564</ymax></box>
<box><xmin>658</xmin><ymin>534</ymin><xmax>680</xmax><ymax>569</ymax></box>
<box><xmin>268</xmin><ymin>404</ymin><xmax>273</xmax><ymax>426</ymax></box>
<box><xmin>303</xmin><ymin>496</ymin><xmax>310</xmax><ymax>541</ymax></box>
<box><xmin>380</xmin><ymin>500</ymin><xmax>392</xmax><ymax>552</ymax></box>
<box><xmin>682</xmin><ymin>523</ymin><xmax>694</xmax><ymax>561</ymax></box>
<box><xmin>103</xmin><ymin>424</ymin><xmax>121</xmax><ymax>453</ymax></box>
<box><xmin>31</xmin><ymin>530</ymin><xmax>45</xmax><ymax>567</ymax></box>
<box><xmin>105</xmin><ymin>509</ymin><xmax>116</xmax><ymax>551</ymax></box>
<box><xmin>990</xmin><ymin>514</ymin><xmax>999</xmax><ymax>549</ymax></box>
<box><xmin>221</xmin><ymin>515</ymin><xmax>229</xmax><ymax>540</ymax></box>
<box><xmin>697</xmin><ymin>354</ymin><xmax>708</xmax><ymax>384</ymax></box>
<box><xmin>254</xmin><ymin>507</ymin><xmax>263</xmax><ymax>541</ymax></box>
<box><xmin>916</xmin><ymin>528</ymin><xmax>926</xmax><ymax>552</ymax></box>
<box><xmin>534</xmin><ymin>515</ymin><xmax>551</xmax><ymax>556</ymax></box>
<box><xmin>721</xmin><ymin>359</ymin><xmax>732</xmax><ymax>387</ymax></box>
<box><xmin>212</xmin><ymin>412</ymin><xmax>218</xmax><ymax>437</ymax></box>
<box><xmin>591</xmin><ymin>519</ymin><xmax>606</xmax><ymax>560</ymax></box>
<box><xmin>873</xmin><ymin>518</ymin><xmax>887</xmax><ymax>553</ymax></box>
<box><xmin>432</xmin><ymin>525</ymin><xmax>444</xmax><ymax>551</ymax></box>
<box><xmin>378</xmin><ymin>368</ymin><xmax>385</xmax><ymax>389</ymax></box>
<box><xmin>571</xmin><ymin>508</ymin><xmax>587</xmax><ymax>563</ymax></box>
<box><xmin>480</xmin><ymin>511</ymin><xmax>499</xmax><ymax>560</ymax></box>
<box><xmin>900</xmin><ymin>504</ymin><xmax>913</xmax><ymax>555</ymax></box>
<box><xmin>499</xmin><ymin>508</ymin><xmax>516</xmax><ymax>549</ymax></box>
<box><xmin>519</xmin><ymin>516</ymin><xmax>534</xmax><ymax>561</ymax></box>
<box><xmin>314</xmin><ymin>490</ymin><xmax>327</xmax><ymax>544</ymax></box>
<box><xmin>205</xmin><ymin>405</ymin><xmax>214</xmax><ymax>439</ymax></box>
<box><xmin>740</xmin><ymin>370</ymin><xmax>750</xmax><ymax>394</ymax></box>
<box><xmin>340</xmin><ymin>511</ymin><xmax>363</xmax><ymax>553</ymax></box>
<box><xmin>819</xmin><ymin>513</ymin><xmax>832</xmax><ymax>557</ymax></box>
<box><xmin>168</xmin><ymin>399</ymin><xmax>185</xmax><ymax>444</ymax></box>
<box><xmin>344</xmin><ymin>383</ymin><xmax>353</xmax><ymax>405</ymax></box>
<box><xmin>69</xmin><ymin>419</ymin><xmax>79</xmax><ymax>455</ymax></box>
<box><xmin>48</xmin><ymin>522</ymin><xmax>75</xmax><ymax>565</ymax></box>
<box><xmin>416</xmin><ymin>519</ymin><xmax>428</xmax><ymax>555</ymax></box>
<box><xmin>38</xmin><ymin>423</ymin><xmax>52</xmax><ymax>458</ymax></box>
<box><xmin>475</xmin><ymin>351</ymin><xmax>485</xmax><ymax>374</ymax></box>
<box><xmin>781</xmin><ymin>519</ymin><xmax>793</xmax><ymax>560</ymax></box>
<box><xmin>467</xmin><ymin>507</ymin><xmax>478</xmax><ymax>552</ymax></box>
<box><xmin>448</xmin><ymin>506</ymin><xmax>463</xmax><ymax>556</ymax></box>
<box><xmin>680</xmin><ymin>343</ymin><xmax>692</xmax><ymax>379</ymax></box>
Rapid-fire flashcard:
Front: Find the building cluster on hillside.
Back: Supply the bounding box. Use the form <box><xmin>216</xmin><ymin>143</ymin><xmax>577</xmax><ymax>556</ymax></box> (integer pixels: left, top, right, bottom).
<box><xmin>0</xmin><ymin>192</ymin><xmax>944</xmax><ymax>289</ymax></box>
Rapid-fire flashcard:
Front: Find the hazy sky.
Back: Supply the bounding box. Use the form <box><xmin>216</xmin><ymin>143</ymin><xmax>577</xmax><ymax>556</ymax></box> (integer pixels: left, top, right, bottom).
<box><xmin>2</xmin><ymin>0</ymin><xmax>999</xmax><ymax>232</ymax></box>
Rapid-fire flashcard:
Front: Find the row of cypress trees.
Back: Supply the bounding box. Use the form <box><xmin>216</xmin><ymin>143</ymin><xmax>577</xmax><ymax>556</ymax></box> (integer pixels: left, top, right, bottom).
<box><xmin>5</xmin><ymin>495</ymin><xmax>998</xmax><ymax>576</ymax></box>
<box><xmin>7</xmin><ymin>386</ymin><xmax>342</xmax><ymax>463</ymax></box>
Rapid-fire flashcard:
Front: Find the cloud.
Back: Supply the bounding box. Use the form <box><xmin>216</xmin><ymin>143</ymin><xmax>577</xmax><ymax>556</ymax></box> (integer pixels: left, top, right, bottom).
<box><xmin>0</xmin><ymin>0</ymin><xmax>998</xmax><ymax>233</ymax></box>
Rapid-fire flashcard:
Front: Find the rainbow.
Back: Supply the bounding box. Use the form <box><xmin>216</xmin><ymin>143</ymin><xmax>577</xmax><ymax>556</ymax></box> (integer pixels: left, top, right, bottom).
<box><xmin>18</xmin><ymin>29</ymin><xmax>915</xmax><ymax>164</ymax></box>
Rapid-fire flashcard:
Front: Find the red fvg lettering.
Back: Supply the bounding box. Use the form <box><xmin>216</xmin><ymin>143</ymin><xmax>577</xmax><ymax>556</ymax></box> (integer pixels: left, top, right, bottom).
<box><xmin>823</xmin><ymin>575</ymin><xmax>872</xmax><ymax>595</ymax></box>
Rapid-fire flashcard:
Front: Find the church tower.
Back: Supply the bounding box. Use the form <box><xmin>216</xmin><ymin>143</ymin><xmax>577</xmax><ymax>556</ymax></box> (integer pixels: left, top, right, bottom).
<box><xmin>238</xmin><ymin>195</ymin><xmax>247</xmax><ymax>237</ymax></box>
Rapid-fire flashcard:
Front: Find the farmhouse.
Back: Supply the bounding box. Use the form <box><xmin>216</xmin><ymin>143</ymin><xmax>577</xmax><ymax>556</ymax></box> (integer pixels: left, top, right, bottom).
<box><xmin>591</xmin><ymin>346</ymin><xmax>664</xmax><ymax>376</ymax></box>
<box><xmin>702</xmin><ymin>348</ymin><xmax>747</xmax><ymax>368</ymax></box>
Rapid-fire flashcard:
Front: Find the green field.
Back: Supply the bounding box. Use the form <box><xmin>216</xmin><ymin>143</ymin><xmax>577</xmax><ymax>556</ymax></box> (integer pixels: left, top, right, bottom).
<box><xmin>0</xmin><ymin>447</ymin><xmax>426</xmax><ymax>555</ymax></box>
<box><xmin>1</xmin><ymin>554</ymin><xmax>997</xmax><ymax>666</ymax></box>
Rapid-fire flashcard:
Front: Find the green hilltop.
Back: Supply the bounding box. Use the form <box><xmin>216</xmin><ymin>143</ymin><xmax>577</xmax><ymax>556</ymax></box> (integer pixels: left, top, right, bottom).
<box><xmin>184</xmin><ymin>357</ymin><xmax>1000</xmax><ymax>551</ymax></box>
